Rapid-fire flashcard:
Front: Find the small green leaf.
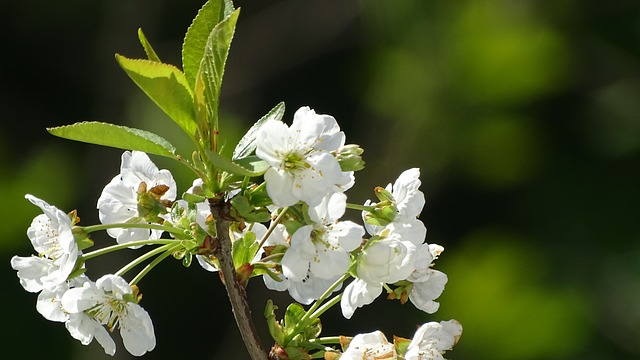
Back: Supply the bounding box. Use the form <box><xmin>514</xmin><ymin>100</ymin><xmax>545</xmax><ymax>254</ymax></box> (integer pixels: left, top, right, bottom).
<box><xmin>264</xmin><ymin>300</ymin><xmax>285</xmax><ymax>344</ymax></box>
<box><xmin>196</xmin><ymin>8</ymin><xmax>241</xmax><ymax>141</ymax></box>
<box><xmin>230</xmin><ymin>195</ymin><xmax>253</xmax><ymax>216</ymax></box>
<box><xmin>115</xmin><ymin>54</ymin><xmax>197</xmax><ymax>138</ymax></box>
<box><xmin>137</xmin><ymin>28</ymin><xmax>161</xmax><ymax>62</ymax></box>
<box><xmin>205</xmin><ymin>150</ymin><xmax>266</xmax><ymax>177</ymax></box>
<box><xmin>182</xmin><ymin>0</ymin><xmax>235</xmax><ymax>89</ymax></box>
<box><xmin>232</xmin><ymin>231</ymin><xmax>256</xmax><ymax>266</ymax></box>
<box><xmin>233</xmin><ymin>102</ymin><xmax>285</xmax><ymax>160</ymax></box>
<box><xmin>284</xmin><ymin>303</ymin><xmax>306</xmax><ymax>330</ymax></box>
<box><xmin>48</xmin><ymin>122</ymin><xmax>177</xmax><ymax>158</ymax></box>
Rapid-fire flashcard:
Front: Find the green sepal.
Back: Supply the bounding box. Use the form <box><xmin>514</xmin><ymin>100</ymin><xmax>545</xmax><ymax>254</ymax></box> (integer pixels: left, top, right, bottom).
<box><xmin>261</xmin><ymin>266</ymin><xmax>284</xmax><ymax>282</ymax></box>
<box><xmin>48</xmin><ymin>122</ymin><xmax>177</xmax><ymax>158</ymax></box>
<box><xmin>67</xmin><ymin>267</ymin><xmax>87</xmax><ymax>281</ymax></box>
<box><xmin>233</xmin><ymin>101</ymin><xmax>285</xmax><ymax>160</ymax></box>
<box><xmin>394</xmin><ymin>336</ymin><xmax>412</xmax><ymax>357</ymax></box>
<box><xmin>68</xmin><ymin>257</ymin><xmax>86</xmax><ymax>281</ymax></box>
<box><xmin>137</xmin><ymin>28</ymin><xmax>161</xmax><ymax>62</ymax></box>
<box><xmin>182</xmin><ymin>0</ymin><xmax>235</xmax><ymax>89</ymax></box>
<box><xmin>182</xmin><ymin>251</ymin><xmax>193</xmax><ymax>267</ymax></box>
<box><xmin>72</xmin><ymin>226</ymin><xmax>94</xmax><ymax>251</ymax></box>
<box><xmin>76</xmin><ymin>237</ymin><xmax>94</xmax><ymax>252</ymax></box>
<box><xmin>115</xmin><ymin>54</ymin><xmax>197</xmax><ymax>138</ymax></box>
<box><xmin>264</xmin><ymin>299</ymin><xmax>285</xmax><ymax>344</ymax></box>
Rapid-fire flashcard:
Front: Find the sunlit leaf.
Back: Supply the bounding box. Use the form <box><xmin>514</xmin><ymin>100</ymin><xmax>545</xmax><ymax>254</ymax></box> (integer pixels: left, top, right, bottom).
<box><xmin>115</xmin><ymin>54</ymin><xmax>197</xmax><ymax>137</ymax></box>
<box><xmin>196</xmin><ymin>8</ymin><xmax>241</xmax><ymax>142</ymax></box>
<box><xmin>47</xmin><ymin>122</ymin><xmax>177</xmax><ymax>158</ymax></box>
<box><xmin>182</xmin><ymin>0</ymin><xmax>235</xmax><ymax>89</ymax></box>
<box><xmin>204</xmin><ymin>150</ymin><xmax>266</xmax><ymax>177</ymax></box>
<box><xmin>233</xmin><ymin>102</ymin><xmax>285</xmax><ymax>160</ymax></box>
<box><xmin>137</xmin><ymin>28</ymin><xmax>161</xmax><ymax>62</ymax></box>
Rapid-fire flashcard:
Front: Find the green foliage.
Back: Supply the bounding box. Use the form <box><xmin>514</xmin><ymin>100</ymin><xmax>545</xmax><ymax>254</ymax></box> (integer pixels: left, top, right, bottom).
<box><xmin>204</xmin><ymin>149</ymin><xmax>267</xmax><ymax>177</ymax></box>
<box><xmin>47</xmin><ymin>122</ymin><xmax>177</xmax><ymax>158</ymax></box>
<box><xmin>193</xmin><ymin>8</ymin><xmax>241</xmax><ymax>142</ymax></box>
<box><xmin>265</xmin><ymin>300</ymin><xmax>285</xmax><ymax>344</ymax></box>
<box><xmin>182</xmin><ymin>0</ymin><xmax>235</xmax><ymax>90</ymax></box>
<box><xmin>231</xmin><ymin>230</ymin><xmax>259</xmax><ymax>268</ymax></box>
<box><xmin>115</xmin><ymin>55</ymin><xmax>197</xmax><ymax>138</ymax></box>
<box><xmin>137</xmin><ymin>28</ymin><xmax>161</xmax><ymax>62</ymax></box>
<box><xmin>233</xmin><ymin>102</ymin><xmax>285</xmax><ymax>160</ymax></box>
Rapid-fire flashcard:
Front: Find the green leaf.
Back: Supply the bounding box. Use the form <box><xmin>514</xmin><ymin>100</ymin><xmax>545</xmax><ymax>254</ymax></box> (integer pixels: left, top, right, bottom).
<box><xmin>284</xmin><ymin>303</ymin><xmax>306</xmax><ymax>330</ymax></box>
<box><xmin>233</xmin><ymin>102</ymin><xmax>285</xmax><ymax>160</ymax></box>
<box><xmin>264</xmin><ymin>300</ymin><xmax>284</xmax><ymax>344</ymax></box>
<box><xmin>47</xmin><ymin>122</ymin><xmax>177</xmax><ymax>158</ymax></box>
<box><xmin>115</xmin><ymin>54</ymin><xmax>197</xmax><ymax>138</ymax></box>
<box><xmin>137</xmin><ymin>28</ymin><xmax>161</xmax><ymax>62</ymax></box>
<box><xmin>205</xmin><ymin>150</ymin><xmax>267</xmax><ymax>177</ymax></box>
<box><xmin>196</xmin><ymin>8</ymin><xmax>241</xmax><ymax>140</ymax></box>
<box><xmin>232</xmin><ymin>231</ymin><xmax>256</xmax><ymax>267</ymax></box>
<box><xmin>182</xmin><ymin>0</ymin><xmax>235</xmax><ymax>89</ymax></box>
<box><xmin>234</xmin><ymin>155</ymin><xmax>269</xmax><ymax>175</ymax></box>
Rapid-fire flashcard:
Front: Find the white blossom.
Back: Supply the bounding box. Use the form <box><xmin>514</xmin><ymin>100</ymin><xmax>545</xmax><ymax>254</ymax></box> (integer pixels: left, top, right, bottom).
<box><xmin>11</xmin><ymin>195</ymin><xmax>79</xmax><ymax>293</ymax></box>
<box><xmin>408</xmin><ymin>244</ymin><xmax>447</xmax><ymax>314</ymax></box>
<box><xmin>261</xmin><ymin>224</ymin><xmax>342</xmax><ymax>304</ymax></box>
<box><xmin>97</xmin><ymin>151</ymin><xmax>176</xmax><ymax>247</ymax></box>
<box><xmin>36</xmin><ymin>275</ymin><xmax>89</xmax><ymax>322</ymax></box>
<box><xmin>281</xmin><ymin>193</ymin><xmax>363</xmax><ymax>281</ymax></box>
<box><xmin>61</xmin><ymin>274</ymin><xmax>156</xmax><ymax>356</ymax></box>
<box><xmin>340</xmin><ymin>232</ymin><xmax>417</xmax><ymax>319</ymax></box>
<box><xmin>255</xmin><ymin>106</ymin><xmax>350</xmax><ymax>207</ymax></box>
<box><xmin>340</xmin><ymin>330</ymin><xmax>396</xmax><ymax>360</ymax></box>
<box><xmin>364</xmin><ymin>168</ymin><xmax>426</xmax><ymax>245</ymax></box>
<box><xmin>404</xmin><ymin>320</ymin><xmax>463</xmax><ymax>360</ymax></box>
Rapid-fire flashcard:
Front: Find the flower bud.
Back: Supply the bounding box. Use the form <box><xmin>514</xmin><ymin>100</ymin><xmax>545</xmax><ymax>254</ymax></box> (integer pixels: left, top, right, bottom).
<box><xmin>335</xmin><ymin>144</ymin><xmax>365</xmax><ymax>172</ymax></box>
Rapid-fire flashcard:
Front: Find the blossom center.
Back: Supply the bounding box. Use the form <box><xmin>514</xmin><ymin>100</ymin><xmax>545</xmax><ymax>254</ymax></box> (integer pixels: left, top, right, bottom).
<box><xmin>88</xmin><ymin>297</ymin><xmax>128</xmax><ymax>331</ymax></box>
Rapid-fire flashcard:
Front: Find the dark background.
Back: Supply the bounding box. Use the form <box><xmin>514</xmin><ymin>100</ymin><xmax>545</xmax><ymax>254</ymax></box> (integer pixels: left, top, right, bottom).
<box><xmin>2</xmin><ymin>0</ymin><xmax>640</xmax><ymax>359</ymax></box>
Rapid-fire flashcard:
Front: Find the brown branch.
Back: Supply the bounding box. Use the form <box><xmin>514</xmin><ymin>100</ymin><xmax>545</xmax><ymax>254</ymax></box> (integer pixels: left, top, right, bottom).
<box><xmin>210</xmin><ymin>199</ymin><xmax>267</xmax><ymax>360</ymax></box>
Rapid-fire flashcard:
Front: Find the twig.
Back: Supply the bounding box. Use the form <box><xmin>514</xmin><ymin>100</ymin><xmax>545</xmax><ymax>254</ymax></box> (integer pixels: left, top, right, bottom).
<box><xmin>210</xmin><ymin>198</ymin><xmax>267</xmax><ymax>360</ymax></box>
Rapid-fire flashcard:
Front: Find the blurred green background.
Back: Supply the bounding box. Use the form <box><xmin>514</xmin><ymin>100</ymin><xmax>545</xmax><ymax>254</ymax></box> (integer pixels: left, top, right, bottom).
<box><xmin>2</xmin><ymin>0</ymin><xmax>640</xmax><ymax>359</ymax></box>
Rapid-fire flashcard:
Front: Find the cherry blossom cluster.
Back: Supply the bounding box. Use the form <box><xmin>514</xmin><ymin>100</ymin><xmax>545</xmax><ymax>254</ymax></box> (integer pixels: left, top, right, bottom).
<box><xmin>11</xmin><ymin>106</ymin><xmax>462</xmax><ymax>358</ymax></box>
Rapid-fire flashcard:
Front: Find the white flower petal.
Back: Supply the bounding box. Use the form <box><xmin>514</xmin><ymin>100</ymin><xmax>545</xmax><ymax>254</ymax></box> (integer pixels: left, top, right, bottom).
<box><xmin>11</xmin><ymin>256</ymin><xmax>51</xmax><ymax>293</ymax></box>
<box><xmin>340</xmin><ymin>278</ymin><xmax>382</xmax><ymax>319</ymax></box>
<box><xmin>409</xmin><ymin>270</ymin><xmax>448</xmax><ymax>314</ymax></box>
<box><xmin>120</xmin><ymin>303</ymin><xmax>156</xmax><ymax>356</ymax></box>
<box><xmin>340</xmin><ymin>330</ymin><xmax>395</xmax><ymax>360</ymax></box>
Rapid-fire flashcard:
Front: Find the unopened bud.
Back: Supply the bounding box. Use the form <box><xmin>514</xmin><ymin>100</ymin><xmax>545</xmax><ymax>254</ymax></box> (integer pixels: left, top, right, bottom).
<box><xmin>335</xmin><ymin>144</ymin><xmax>365</xmax><ymax>172</ymax></box>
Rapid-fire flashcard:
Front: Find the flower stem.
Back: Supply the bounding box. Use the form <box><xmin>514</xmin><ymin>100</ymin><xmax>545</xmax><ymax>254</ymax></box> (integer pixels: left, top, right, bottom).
<box><xmin>128</xmin><ymin>243</ymin><xmax>183</xmax><ymax>286</ymax></box>
<box><xmin>308</xmin><ymin>293</ymin><xmax>342</xmax><ymax>321</ymax></box>
<box><xmin>345</xmin><ymin>203</ymin><xmax>375</xmax><ymax>212</ymax></box>
<box><xmin>82</xmin><ymin>222</ymin><xmax>184</xmax><ymax>235</ymax></box>
<box><xmin>81</xmin><ymin>239</ymin><xmax>177</xmax><ymax>260</ymax></box>
<box><xmin>286</xmin><ymin>274</ymin><xmax>349</xmax><ymax>344</ymax></box>
<box><xmin>115</xmin><ymin>243</ymin><xmax>177</xmax><ymax>279</ymax></box>
<box><xmin>257</xmin><ymin>206</ymin><xmax>289</xmax><ymax>249</ymax></box>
